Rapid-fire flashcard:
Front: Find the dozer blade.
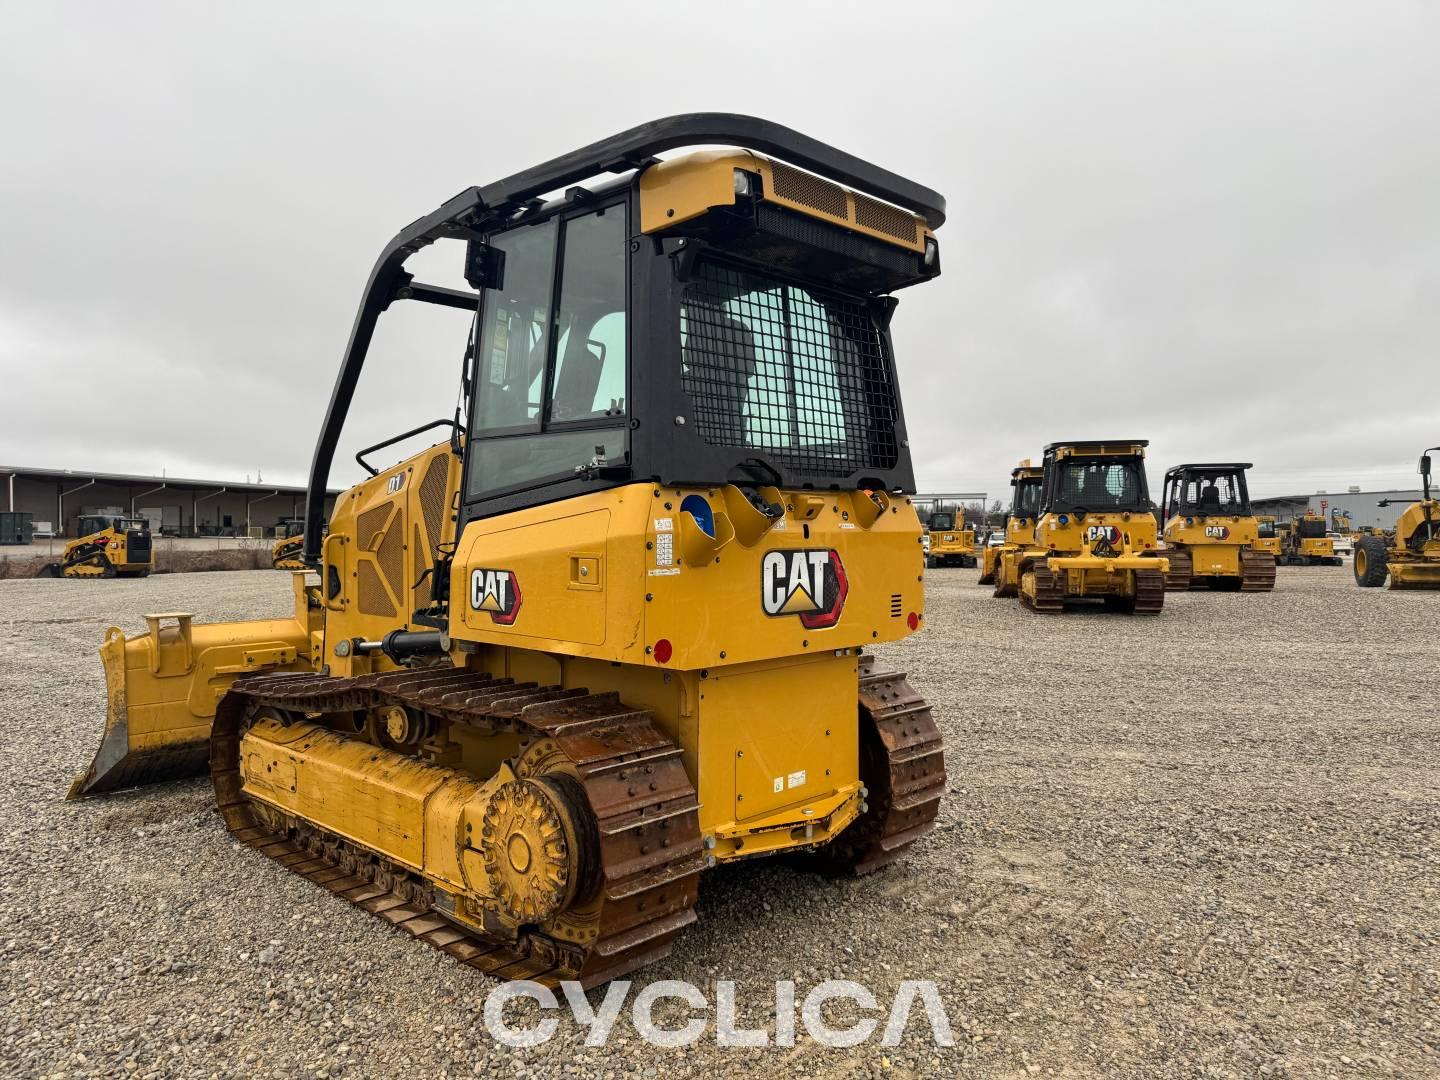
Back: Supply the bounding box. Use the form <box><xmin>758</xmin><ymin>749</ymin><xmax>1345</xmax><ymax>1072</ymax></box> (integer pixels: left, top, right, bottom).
<box><xmin>68</xmin><ymin>602</ymin><xmax>315</xmax><ymax>799</ymax></box>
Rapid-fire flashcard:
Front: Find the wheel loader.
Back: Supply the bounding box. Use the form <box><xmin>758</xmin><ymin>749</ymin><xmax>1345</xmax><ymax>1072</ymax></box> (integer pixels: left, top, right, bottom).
<box><xmin>1278</xmin><ymin>512</ymin><xmax>1341</xmax><ymax>565</ymax></box>
<box><xmin>67</xmin><ymin>115</ymin><xmax>948</xmax><ymax>988</ymax></box>
<box><xmin>918</xmin><ymin>497</ymin><xmax>976</xmax><ymax>568</ymax></box>
<box><xmin>1354</xmin><ymin>445</ymin><xmax>1440</xmax><ymax>589</ymax></box>
<box><xmin>979</xmin><ymin>461</ymin><xmax>1042</xmax><ymax>593</ymax></box>
<box><xmin>1157</xmin><ymin>463</ymin><xmax>1275</xmax><ymax>591</ymax></box>
<box><xmin>38</xmin><ymin>515</ymin><xmax>153</xmax><ymax>578</ymax></box>
<box><xmin>271</xmin><ymin>518</ymin><xmax>306</xmax><ymax>570</ymax></box>
<box><xmin>1003</xmin><ymin>440</ymin><xmax>1168</xmax><ymax>614</ymax></box>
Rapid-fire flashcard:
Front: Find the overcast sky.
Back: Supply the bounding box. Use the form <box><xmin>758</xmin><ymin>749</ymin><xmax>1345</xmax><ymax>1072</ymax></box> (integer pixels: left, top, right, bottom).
<box><xmin>1</xmin><ymin>1</ymin><xmax>1435</xmax><ymax>501</ymax></box>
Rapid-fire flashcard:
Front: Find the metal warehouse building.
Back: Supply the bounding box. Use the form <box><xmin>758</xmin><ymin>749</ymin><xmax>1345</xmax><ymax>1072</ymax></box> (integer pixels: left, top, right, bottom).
<box><xmin>1251</xmin><ymin>488</ymin><xmax>1424</xmax><ymax>532</ymax></box>
<box><xmin>0</xmin><ymin>465</ymin><xmax>338</xmax><ymax>538</ymax></box>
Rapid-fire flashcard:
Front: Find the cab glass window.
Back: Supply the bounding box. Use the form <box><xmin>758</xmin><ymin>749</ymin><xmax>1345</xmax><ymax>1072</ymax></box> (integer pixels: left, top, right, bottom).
<box><xmin>466</xmin><ymin>205</ymin><xmax>627</xmax><ymax>502</ymax></box>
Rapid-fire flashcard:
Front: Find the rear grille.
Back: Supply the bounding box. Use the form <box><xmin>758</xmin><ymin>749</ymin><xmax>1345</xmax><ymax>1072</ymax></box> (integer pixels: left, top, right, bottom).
<box><xmin>890</xmin><ymin>594</ymin><xmax>904</xmax><ymax>618</ymax></box>
<box><xmin>769</xmin><ymin>160</ymin><xmax>848</xmax><ymax>219</ymax></box>
<box><xmin>376</xmin><ymin>519</ymin><xmax>404</xmax><ymax>600</ymax></box>
<box><xmin>418</xmin><ymin>454</ymin><xmax>450</xmax><ymax>556</ymax></box>
<box><xmin>852</xmin><ymin>191</ymin><xmax>920</xmax><ymax>244</ymax></box>
<box><xmin>125</xmin><ymin>531</ymin><xmax>151</xmax><ymax>561</ymax></box>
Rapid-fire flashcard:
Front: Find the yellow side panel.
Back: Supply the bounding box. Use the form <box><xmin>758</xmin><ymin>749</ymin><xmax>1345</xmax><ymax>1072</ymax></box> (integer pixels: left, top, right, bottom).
<box><xmin>706</xmin><ymin>654</ymin><xmax>859</xmax><ymax>825</ymax></box>
<box><xmin>241</xmin><ymin>717</ymin><xmax>461</xmax><ymax>873</ymax></box>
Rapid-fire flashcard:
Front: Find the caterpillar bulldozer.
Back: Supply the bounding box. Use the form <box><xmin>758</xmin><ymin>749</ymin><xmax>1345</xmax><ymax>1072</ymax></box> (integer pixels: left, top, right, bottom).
<box><xmin>66</xmin><ymin>115</ymin><xmax>948</xmax><ymax>987</ymax></box>
<box><xmin>979</xmin><ymin>461</ymin><xmax>1041</xmax><ymax>593</ymax></box>
<box><xmin>1157</xmin><ymin>463</ymin><xmax>1275</xmax><ymax>591</ymax></box>
<box><xmin>1278</xmin><ymin>512</ymin><xmax>1341</xmax><ymax>565</ymax></box>
<box><xmin>271</xmin><ymin>518</ymin><xmax>306</xmax><ymax>570</ymax></box>
<box><xmin>1003</xmin><ymin>440</ymin><xmax>1167</xmax><ymax>614</ymax></box>
<box><xmin>917</xmin><ymin>497</ymin><xmax>977</xmax><ymax>568</ymax></box>
<box><xmin>38</xmin><ymin>515</ymin><xmax>153</xmax><ymax>578</ymax></box>
<box><xmin>1253</xmin><ymin>515</ymin><xmax>1282</xmax><ymax>559</ymax></box>
<box><xmin>1354</xmin><ymin>446</ymin><xmax>1440</xmax><ymax>589</ymax></box>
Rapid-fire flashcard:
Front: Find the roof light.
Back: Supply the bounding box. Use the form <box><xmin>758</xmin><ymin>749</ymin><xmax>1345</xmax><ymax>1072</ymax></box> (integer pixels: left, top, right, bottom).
<box><xmin>733</xmin><ymin>169</ymin><xmax>754</xmax><ymax>197</ymax></box>
<box><xmin>923</xmin><ymin>237</ymin><xmax>940</xmax><ymax>271</ymax></box>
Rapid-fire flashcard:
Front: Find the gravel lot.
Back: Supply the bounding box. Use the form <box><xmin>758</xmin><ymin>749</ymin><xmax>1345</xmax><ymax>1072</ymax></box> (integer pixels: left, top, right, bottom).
<box><xmin>1</xmin><ymin>567</ymin><xmax>1435</xmax><ymax>1079</ymax></box>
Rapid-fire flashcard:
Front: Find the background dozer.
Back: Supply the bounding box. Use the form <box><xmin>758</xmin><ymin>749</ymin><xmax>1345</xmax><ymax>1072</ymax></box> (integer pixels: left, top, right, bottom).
<box><xmin>980</xmin><ymin>461</ymin><xmax>1041</xmax><ymax>594</ymax></box>
<box><xmin>917</xmin><ymin>496</ymin><xmax>977</xmax><ymax>568</ymax></box>
<box><xmin>67</xmin><ymin>115</ymin><xmax>949</xmax><ymax>988</ymax></box>
<box><xmin>1278</xmin><ymin>512</ymin><xmax>1341</xmax><ymax>565</ymax></box>
<box><xmin>1157</xmin><ymin>463</ymin><xmax>1275</xmax><ymax>591</ymax></box>
<box><xmin>271</xmin><ymin>517</ymin><xmax>306</xmax><ymax>570</ymax></box>
<box><xmin>1005</xmin><ymin>440</ymin><xmax>1167</xmax><ymax>614</ymax></box>
<box><xmin>1354</xmin><ymin>446</ymin><xmax>1440</xmax><ymax>589</ymax></box>
<box><xmin>1253</xmin><ymin>515</ymin><xmax>1283</xmax><ymax>559</ymax></box>
<box><xmin>38</xmin><ymin>515</ymin><xmax>153</xmax><ymax>578</ymax></box>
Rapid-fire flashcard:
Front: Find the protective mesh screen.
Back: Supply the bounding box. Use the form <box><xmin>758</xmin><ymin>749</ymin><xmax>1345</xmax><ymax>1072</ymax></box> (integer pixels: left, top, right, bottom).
<box><xmin>680</xmin><ymin>261</ymin><xmax>899</xmax><ymax>477</ymax></box>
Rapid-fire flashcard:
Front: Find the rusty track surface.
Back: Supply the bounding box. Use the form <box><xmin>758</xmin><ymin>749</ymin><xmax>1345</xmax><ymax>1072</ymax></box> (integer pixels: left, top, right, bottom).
<box><xmin>210</xmin><ymin>668</ymin><xmax>704</xmax><ymax>988</ymax></box>
<box><xmin>1019</xmin><ymin>562</ymin><xmax>1064</xmax><ymax>613</ymax></box>
<box><xmin>1163</xmin><ymin>549</ymin><xmax>1193</xmax><ymax>590</ymax></box>
<box><xmin>1239</xmin><ymin>548</ymin><xmax>1277</xmax><ymax>591</ymax></box>
<box><xmin>819</xmin><ymin>657</ymin><xmax>947</xmax><ymax>875</ymax></box>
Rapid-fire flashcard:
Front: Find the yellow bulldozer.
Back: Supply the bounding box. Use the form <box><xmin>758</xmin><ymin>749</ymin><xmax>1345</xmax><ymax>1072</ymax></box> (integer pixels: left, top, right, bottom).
<box><xmin>1253</xmin><ymin>515</ymin><xmax>1283</xmax><ymax>559</ymax></box>
<box><xmin>1354</xmin><ymin>445</ymin><xmax>1440</xmax><ymax>589</ymax></box>
<box><xmin>271</xmin><ymin>517</ymin><xmax>306</xmax><ymax>570</ymax></box>
<box><xmin>66</xmin><ymin>115</ymin><xmax>949</xmax><ymax>987</ymax></box>
<box><xmin>38</xmin><ymin>514</ymin><xmax>154</xmax><ymax>578</ymax></box>
<box><xmin>917</xmin><ymin>496</ymin><xmax>977</xmax><ymax>568</ymax></box>
<box><xmin>1277</xmin><ymin>511</ymin><xmax>1341</xmax><ymax>565</ymax></box>
<box><xmin>978</xmin><ymin>461</ymin><xmax>1042</xmax><ymax>593</ymax></box>
<box><xmin>998</xmin><ymin>440</ymin><xmax>1167</xmax><ymax>614</ymax></box>
<box><xmin>1157</xmin><ymin>463</ymin><xmax>1275</xmax><ymax>591</ymax></box>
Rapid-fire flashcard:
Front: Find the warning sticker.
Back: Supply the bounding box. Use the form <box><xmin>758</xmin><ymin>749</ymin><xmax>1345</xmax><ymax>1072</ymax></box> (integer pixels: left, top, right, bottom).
<box><xmin>655</xmin><ymin>532</ymin><xmax>674</xmax><ymax>566</ymax></box>
<box><xmin>654</xmin><ymin>517</ymin><xmax>673</xmax><ymax>532</ymax></box>
<box><xmin>787</xmin><ymin>770</ymin><xmax>807</xmax><ymax>789</ymax></box>
<box><xmin>648</xmin><ymin>567</ymin><xmax>680</xmax><ymax>577</ymax></box>
<box><xmin>772</xmin><ymin>777</ymin><xmax>783</xmax><ymax>793</ymax></box>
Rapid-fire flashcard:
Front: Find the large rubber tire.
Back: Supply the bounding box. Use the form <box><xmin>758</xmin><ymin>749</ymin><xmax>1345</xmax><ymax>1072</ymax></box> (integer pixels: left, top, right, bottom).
<box><xmin>1354</xmin><ymin>536</ymin><xmax>1389</xmax><ymax>587</ymax></box>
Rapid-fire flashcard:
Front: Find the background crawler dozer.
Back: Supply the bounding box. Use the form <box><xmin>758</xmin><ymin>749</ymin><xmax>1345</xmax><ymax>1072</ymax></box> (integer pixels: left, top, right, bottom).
<box><xmin>1278</xmin><ymin>512</ymin><xmax>1341</xmax><ymax>565</ymax></box>
<box><xmin>38</xmin><ymin>515</ymin><xmax>153</xmax><ymax>578</ymax></box>
<box><xmin>917</xmin><ymin>497</ymin><xmax>977</xmax><ymax>568</ymax></box>
<box><xmin>1354</xmin><ymin>446</ymin><xmax>1440</xmax><ymax>589</ymax></box>
<box><xmin>67</xmin><ymin>115</ymin><xmax>949</xmax><ymax>987</ymax></box>
<box><xmin>1158</xmin><ymin>463</ymin><xmax>1275</xmax><ymax>591</ymax></box>
<box><xmin>271</xmin><ymin>518</ymin><xmax>306</xmax><ymax>570</ymax></box>
<box><xmin>1005</xmin><ymin>440</ymin><xmax>1168</xmax><ymax>614</ymax></box>
<box><xmin>980</xmin><ymin>461</ymin><xmax>1041</xmax><ymax>595</ymax></box>
<box><xmin>1253</xmin><ymin>516</ymin><xmax>1282</xmax><ymax>559</ymax></box>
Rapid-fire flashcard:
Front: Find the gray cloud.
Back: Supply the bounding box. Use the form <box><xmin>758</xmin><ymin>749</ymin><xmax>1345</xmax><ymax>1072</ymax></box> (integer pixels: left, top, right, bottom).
<box><xmin>1</xmin><ymin>1</ymin><xmax>1435</xmax><ymax>500</ymax></box>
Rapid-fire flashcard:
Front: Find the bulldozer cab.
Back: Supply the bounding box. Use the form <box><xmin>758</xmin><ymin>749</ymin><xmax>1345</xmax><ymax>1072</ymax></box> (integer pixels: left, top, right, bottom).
<box><xmin>1039</xmin><ymin>441</ymin><xmax>1152</xmax><ymax>516</ymax></box>
<box><xmin>1010</xmin><ymin>466</ymin><xmax>1042</xmax><ymax>521</ymax></box>
<box><xmin>299</xmin><ymin>114</ymin><xmax>944</xmax><ymax>567</ymax></box>
<box><xmin>1161</xmin><ymin>464</ymin><xmax>1253</xmax><ymax>524</ymax></box>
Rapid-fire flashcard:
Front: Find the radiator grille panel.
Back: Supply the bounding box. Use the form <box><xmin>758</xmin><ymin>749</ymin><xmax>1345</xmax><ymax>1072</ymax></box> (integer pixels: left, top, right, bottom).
<box><xmin>418</xmin><ymin>454</ymin><xmax>449</xmax><ymax>556</ymax></box>
<box><xmin>357</xmin><ymin>560</ymin><xmax>395</xmax><ymax>617</ymax></box>
<box><xmin>376</xmin><ymin>517</ymin><xmax>404</xmax><ymax>602</ymax></box>
<box><xmin>356</xmin><ymin>504</ymin><xmax>391</xmax><ymax>551</ymax></box>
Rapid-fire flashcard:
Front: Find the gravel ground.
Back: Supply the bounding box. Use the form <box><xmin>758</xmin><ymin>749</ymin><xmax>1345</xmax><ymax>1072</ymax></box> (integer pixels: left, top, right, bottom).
<box><xmin>0</xmin><ymin>567</ymin><xmax>1435</xmax><ymax>1079</ymax></box>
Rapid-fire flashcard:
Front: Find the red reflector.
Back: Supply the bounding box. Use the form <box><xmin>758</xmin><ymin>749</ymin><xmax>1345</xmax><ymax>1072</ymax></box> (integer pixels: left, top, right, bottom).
<box><xmin>653</xmin><ymin>639</ymin><xmax>673</xmax><ymax>664</ymax></box>
<box><xmin>906</xmin><ymin>612</ymin><xmax>920</xmax><ymax>631</ymax></box>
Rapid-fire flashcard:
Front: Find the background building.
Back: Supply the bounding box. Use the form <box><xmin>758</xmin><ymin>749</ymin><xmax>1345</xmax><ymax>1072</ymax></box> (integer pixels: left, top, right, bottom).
<box><xmin>0</xmin><ymin>465</ymin><xmax>338</xmax><ymax>538</ymax></box>
<box><xmin>1251</xmin><ymin>488</ymin><xmax>1423</xmax><ymax>531</ymax></box>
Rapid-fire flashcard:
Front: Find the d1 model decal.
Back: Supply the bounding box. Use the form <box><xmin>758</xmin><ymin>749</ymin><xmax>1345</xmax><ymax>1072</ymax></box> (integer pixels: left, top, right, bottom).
<box><xmin>469</xmin><ymin>568</ymin><xmax>522</xmax><ymax>625</ymax></box>
<box><xmin>761</xmin><ymin>549</ymin><xmax>848</xmax><ymax>629</ymax></box>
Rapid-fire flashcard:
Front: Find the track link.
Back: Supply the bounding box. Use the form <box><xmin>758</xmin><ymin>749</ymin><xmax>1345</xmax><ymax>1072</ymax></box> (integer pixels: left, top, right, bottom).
<box><xmin>819</xmin><ymin>657</ymin><xmax>946</xmax><ymax>875</ymax></box>
<box><xmin>211</xmin><ymin>668</ymin><xmax>704</xmax><ymax>988</ymax></box>
<box><xmin>1131</xmin><ymin>568</ymin><xmax>1166</xmax><ymax>614</ymax></box>
<box><xmin>1163</xmin><ymin>549</ymin><xmax>1193</xmax><ymax>590</ymax></box>
<box><xmin>1239</xmin><ymin>547</ymin><xmax>1276</xmax><ymax>591</ymax></box>
<box><xmin>1019</xmin><ymin>562</ymin><xmax>1064</xmax><ymax>613</ymax></box>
